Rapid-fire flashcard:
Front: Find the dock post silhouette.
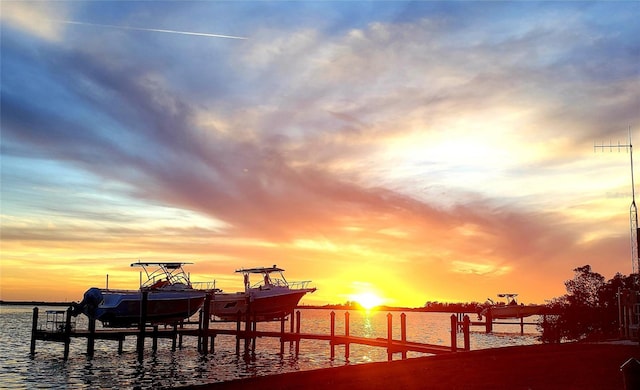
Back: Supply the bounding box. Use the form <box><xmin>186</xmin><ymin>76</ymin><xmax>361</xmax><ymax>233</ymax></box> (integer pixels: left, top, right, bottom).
<box><xmin>401</xmin><ymin>313</ymin><xmax>407</xmax><ymax>359</ymax></box>
<box><xmin>64</xmin><ymin>308</ymin><xmax>73</xmax><ymax>359</ymax></box>
<box><xmin>463</xmin><ymin>315</ymin><xmax>470</xmax><ymax>350</ymax></box>
<box><xmin>87</xmin><ymin>311</ymin><xmax>96</xmax><ymax>358</ymax></box>
<box><xmin>485</xmin><ymin>310</ymin><xmax>493</xmax><ymax>333</ymax></box>
<box><xmin>30</xmin><ymin>307</ymin><xmax>38</xmax><ymax>356</ymax></box>
<box><xmin>119</xmin><ymin>334</ymin><xmax>125</xmax><ymax>354</ymax></box>
<box><xmin>279</xmin><ymin>315</ymin><xmax>286</xmax><ymax>355</ymax></box>
<box><xmin>345</xmin><ymin>311</ymin><xmax>350</xmax><ymax>360</ymax></box>
<box><xmin>450</xmin><ymin>314</ymin><xmax>457</xmax><ymax>352</ymax></box>
<box><xmin>330</xmin><ymin>311</ymin><xmax>336</xmax><ymax>359</ymax></box>
<box><xmin>235</xmin><ymin>312</ymin><xmax>241</xmax><ymax>355</ymax></box>
<box><xmin>171</xmin><ymin>324</ymin><xmax>178</xmax><ymax>351</ymax></box>
<box><xmin>295</xmin><ymin>310</ymin><xmax>301</xmax><ymax>356</ymax></box>
<box><xmin>387</xmin><ymin>313</ymin><xmax>393</xmax><ymax>361</ymax></box>
<box><xmin>136</xmin><ymin>290</ymin><xmax>148</xmax><ymax>362</ymax></box>
<box><xmin>152</xmin><ymin>325</ymin><xmax>159</xmax><ymax>352</ymax></box>
<box><xmin>200</xmin><ymin>293</ymin><xmax>212</xmax><ymax>354</ymax></box>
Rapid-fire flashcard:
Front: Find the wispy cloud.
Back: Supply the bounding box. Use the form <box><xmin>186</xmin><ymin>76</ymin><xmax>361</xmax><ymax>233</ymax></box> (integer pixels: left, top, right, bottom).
<box><xmin>57</xmin><ymin>20</ymin><xmax>248</xmax><ymax>40</ymax></box>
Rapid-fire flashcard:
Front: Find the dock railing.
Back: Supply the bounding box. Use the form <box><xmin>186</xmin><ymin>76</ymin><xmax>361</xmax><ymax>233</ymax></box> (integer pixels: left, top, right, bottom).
<box><xmin>191</xmin><ymin>281</ymin><xmax>217</xmax><ymax>291</ymax></box>
<box><xmin>287</xmin><ymin>280</ymin><xmax>313</xmax><ymax>289</ymax></box>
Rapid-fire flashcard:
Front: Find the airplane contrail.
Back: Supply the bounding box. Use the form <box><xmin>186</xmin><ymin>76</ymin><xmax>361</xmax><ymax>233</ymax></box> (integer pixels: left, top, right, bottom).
<box><xmin>58</xmin><ymin>20</ymin><xmax>247</xmax><ymax>40</ymax></box>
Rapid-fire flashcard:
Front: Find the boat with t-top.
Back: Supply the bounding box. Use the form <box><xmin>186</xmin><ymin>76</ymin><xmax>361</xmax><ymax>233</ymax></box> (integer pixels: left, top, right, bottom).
<box><xmin>72</xmin><ymin>261</ymin><xmax>211</xmax><ymax>327</ymax></box>
<box><xmin>210</xmin><ymin>265</ymin><xmax>316</xmax><ymax>322</ymax></box>
<box><xmin>479</xmin><ymin>293</ymin><xmax>545</xmax><ymax>320</ymax></box>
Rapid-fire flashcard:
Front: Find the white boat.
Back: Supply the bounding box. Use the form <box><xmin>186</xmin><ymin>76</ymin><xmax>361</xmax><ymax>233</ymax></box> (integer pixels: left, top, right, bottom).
<box><xmin>479</xmin><ymin>293</ymin><xmax>545</xmax><ymax>320</ymax></box>
<box><xmin>72</xmin><ymin>262</ymin><xmax>209</xmax><ymax>327</ymax></box>
<box><xmin>210</xmin><ymin>265</ymin><xmax>316</xmax><ymax>321</ymax></box>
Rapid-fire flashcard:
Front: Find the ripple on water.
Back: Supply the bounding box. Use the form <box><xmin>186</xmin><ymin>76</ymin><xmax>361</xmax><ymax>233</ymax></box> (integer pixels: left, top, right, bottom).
<box><xmin>0</xmin><ymin>306</ymin><xmax>541</xmax><ymax>389</ymax></box>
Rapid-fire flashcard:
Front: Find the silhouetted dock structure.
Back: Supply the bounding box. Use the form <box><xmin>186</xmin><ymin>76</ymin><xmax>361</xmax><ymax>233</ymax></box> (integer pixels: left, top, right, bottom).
<box><xmin>454</xmin><ymin>311</ymin><xmax>543</xmax><ymax>335</ymax></box>
<box><xmin>30</xmin><ymin>295</ymin><xmax>471</xmax><ymax>362</ymax></box>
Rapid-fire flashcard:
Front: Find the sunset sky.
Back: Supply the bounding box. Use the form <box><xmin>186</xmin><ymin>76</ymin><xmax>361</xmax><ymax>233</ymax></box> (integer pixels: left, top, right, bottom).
<box><xmin>1</xmin><ymin>1</ymin><xmax>639</xmax><ymax>307</ymax></box>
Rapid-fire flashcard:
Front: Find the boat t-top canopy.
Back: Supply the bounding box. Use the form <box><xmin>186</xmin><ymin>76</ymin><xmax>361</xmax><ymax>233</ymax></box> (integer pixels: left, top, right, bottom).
<box><xmin>236</xmin><ymin>265</ymin><xmax>284</xmax><ymax>274</ymax></box>
<box><xmin>233</xmin><ymin>265</ymin><xmax>314</xmax><ymax>291</ymax></box>
<box><xmin>497</xmin><ymin>293</ymin><xmax>519</xmax><ymax>305</ymax></box>
<box><xmin>131</xmin><ymin>261</ymin><xmax>193</xmax><ymax>269</ymax></box>
<box><xmin>130</xmin><ymin>261</ymin><xmax>195</xmax><ymax>288</ymax></box>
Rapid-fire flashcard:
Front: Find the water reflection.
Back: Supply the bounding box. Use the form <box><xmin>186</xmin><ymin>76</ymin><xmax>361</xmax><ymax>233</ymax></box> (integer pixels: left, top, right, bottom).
<box><xmin>2</xmin><ymin>306</ymin><xmax>541</xmax><ymax>389</ymax></box>
<box><xmin>362</xmin><ymin>311</ymin><xmax>374</xmax><ymax>338</ymax></box>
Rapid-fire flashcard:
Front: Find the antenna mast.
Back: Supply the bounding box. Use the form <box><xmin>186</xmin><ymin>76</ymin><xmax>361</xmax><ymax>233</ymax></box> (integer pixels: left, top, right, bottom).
<box><xmin>595</xmin><ymin>126</ymin><xmax>638</xmax><ymax>274</ymax></box>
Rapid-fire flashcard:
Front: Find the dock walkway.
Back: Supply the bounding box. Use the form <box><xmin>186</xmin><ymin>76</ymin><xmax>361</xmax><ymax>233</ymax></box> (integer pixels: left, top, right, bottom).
<box><xmin>30</xmin><ymin>304</ymin><xmax>471</xmax><ymax>362</ymax></box>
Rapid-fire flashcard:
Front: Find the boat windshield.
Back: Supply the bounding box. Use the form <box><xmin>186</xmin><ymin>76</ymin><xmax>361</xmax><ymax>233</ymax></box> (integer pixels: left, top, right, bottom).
<box><xmin>132</xmin><ymin>261</ymin><xmax>193</xmax><ymax>289</ymax></box>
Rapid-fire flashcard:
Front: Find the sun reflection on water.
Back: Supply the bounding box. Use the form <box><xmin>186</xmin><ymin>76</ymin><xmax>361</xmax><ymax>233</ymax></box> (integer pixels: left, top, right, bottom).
<box><xmin>1</xmin><ymin>306</ymin><xmax>541</xmax><ymax>388</ymax></box>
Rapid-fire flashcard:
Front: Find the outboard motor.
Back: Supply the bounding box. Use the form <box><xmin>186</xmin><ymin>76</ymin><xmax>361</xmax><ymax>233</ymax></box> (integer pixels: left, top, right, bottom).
<box><xmin>72</xmin><ymin>287</ymin><xmax>103</xmax><ymax>318</ymax></box>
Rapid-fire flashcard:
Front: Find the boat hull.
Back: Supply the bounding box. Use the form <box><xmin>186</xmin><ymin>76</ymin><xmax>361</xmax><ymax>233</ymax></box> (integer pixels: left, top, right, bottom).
<box><xmin>484</xmin><ymin>304</ymin><xmax>545</xmax><ymax>319</ymax></box>
<box><xmin>211</xmin><ymin>288</ymin><xmax>313</xmax><ymax>321</ymax></box>
<box><xmin>80</xmin><ymin>287</ymin><xmax>206</xmax><ymax>327</ymax></box>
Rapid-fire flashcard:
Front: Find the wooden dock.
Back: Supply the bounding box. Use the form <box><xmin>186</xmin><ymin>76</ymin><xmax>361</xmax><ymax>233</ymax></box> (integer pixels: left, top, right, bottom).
<box><xmin>455</xmin><ymin>311</ymin><xmax>542</xmax><ymax>335</ymax></box>
<box><xmin>30</xmin><ymin>304</ymin><xmax>471</xmax><ymax>363</ymax></box>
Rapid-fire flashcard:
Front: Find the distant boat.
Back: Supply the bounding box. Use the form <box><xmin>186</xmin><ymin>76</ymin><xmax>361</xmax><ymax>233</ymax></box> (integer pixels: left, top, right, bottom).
<box><xmin>479</xmin><ymin>293</ymin><xmax>545</xmax><ymax>320</ymax></box>
<box><xmin>72</xmin><ymin>262</ymin><xmax>208</xmax><ymax>328</ymax></box>
<box><xmin>210</xmin><ymin>265</ymin><xmax>316</xmax><ymax>322</ymax></box>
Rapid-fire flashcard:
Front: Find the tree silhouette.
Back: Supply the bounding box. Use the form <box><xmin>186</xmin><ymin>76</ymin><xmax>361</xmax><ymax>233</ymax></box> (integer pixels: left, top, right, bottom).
<box><xmin>539</xmin><ymin>265</ymin><xmax>632</xmax><ymax>343</ymax></box>
<box><xmin>564</xmin><ymin>265</ymin><xmax>604</xmax><ymax>307</ymax></box>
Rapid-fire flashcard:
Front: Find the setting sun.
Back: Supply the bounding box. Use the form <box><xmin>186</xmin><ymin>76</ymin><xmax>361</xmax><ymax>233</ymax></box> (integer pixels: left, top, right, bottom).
<box><xmin>351</xmin><ymin>292</ymin><xmax>384</xmax><ymax>310</ymax></box>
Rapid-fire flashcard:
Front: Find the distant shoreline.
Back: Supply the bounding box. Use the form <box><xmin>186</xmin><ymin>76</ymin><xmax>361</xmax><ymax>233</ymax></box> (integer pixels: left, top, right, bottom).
<box><xmin>0</xmin><ymin>301</ymin><xmax>72</xmax><ymax>307</ymax></box>
<box><xmin>0</xmin><ymin>301</ymin><xmax>533</xmax><ymax>315</ymax></box>
<box><xmin>297</xmin><ymin>305</ymin><xmax>496</xmax><ymax>314</ymax></box>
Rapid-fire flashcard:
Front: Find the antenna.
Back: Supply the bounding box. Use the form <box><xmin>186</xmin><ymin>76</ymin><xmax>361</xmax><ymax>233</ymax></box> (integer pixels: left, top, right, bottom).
<box><xmin>595</xmin><ymin>126</ymin><xmax>638</xmax><ymax>274</ymax></box>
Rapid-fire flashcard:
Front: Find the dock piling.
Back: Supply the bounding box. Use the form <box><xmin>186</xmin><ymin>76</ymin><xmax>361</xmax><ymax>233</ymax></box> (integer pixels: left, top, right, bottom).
<box><xmin>137</xmin><ymin>290</ymin><xmax>148</xmax><ymax>362</ymax></box>
<box><xmin>30</xmin><ymin>307</ymin><xmax>38</xmax><ymax>356</ymax></box>
<box><xmin>280</xmin><ymin>315</ymin><xmax>285</xmax><ymax>355</ymax></box>
<box><xmin>201</xmin><ymin>293</ymin><xmax>212</xmax><ymax>354</ymax></box>
<box><xmin>387</xmin><ymin>313</ymin><xmax>393</xmax><ymax>361</ymax></box>
<box><xmin>289</xmin><ymin>309</ymin><xmax>294</xmax><ymax>333</ymax></box>
<box><xmin>171</xmin><ymin>324</ymin><xmax>178</xmax><ymax>351</ymax></box>
<box><xmin>450</xmin><ymin>314</ymin><xmax>458</xmax><ymax>352</ymax></box>
<box><xmin>345</xmin><ymin>311</ymin><xmax>350</xmax><ymax>360</ymax></box>
<box><xmin>251</xmin><ymin>319</ymin><xmax>257</xmax><ymax>357</ymax></box>
<box><xmin>243</xmin><ymin>312</ymin><xmax>250</xmax><ymax>359</ymax></box>
<box><xmin>197</xmin><ymin>309</ymin><xmax>203</xmax><ymax>352</ymax></box>
<box><xmin>295</xmin><ymin>310</ymin><xmax>301</xmax><ymax>356</ymax></box>
<box><xmin>152</xmin><ymin>325</ymin><xmax>159</xmax><ymax>352</ymax></box>
<box><xmin>485</xmin><ymin>310</ymin><xmax>493</xmax><ymax>333</ymax></box>
<box><xmin>87</xmin><ymin>312</ymin><xmax>96</xmax><ymax>359</ymax></box>
<box><xmin>401</xmin><ymin>313</ymin><xmax>407</xmax><ymax>359</ymax></box>
<box><xmin>330</xmin><ymin>311</ymin><xmax>335</xmax><ymax>359</ymax></box>
<box><xmin>235</xmin><ymin>313</ymin><xmax>241</xmax><ymax>355</ymax></box>
<box><xmin>463</xmin><ymin>315</ymin><xmax>470</xmax><ymax>351</ymax></box>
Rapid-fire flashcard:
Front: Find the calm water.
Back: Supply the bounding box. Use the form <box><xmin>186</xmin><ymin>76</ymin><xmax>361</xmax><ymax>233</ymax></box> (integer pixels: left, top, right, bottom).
<box><xmin>0</xmin><ymin>305</ymin><xmax>541</xmax><ymax>389</ymax></box>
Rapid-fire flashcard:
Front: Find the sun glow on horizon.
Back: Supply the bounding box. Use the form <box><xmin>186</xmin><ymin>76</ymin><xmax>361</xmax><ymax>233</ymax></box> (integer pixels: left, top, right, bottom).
<box><xmin>350</xmin><ymin>291</ymin><xmax>384</xmax><ymax>310</ymax></box>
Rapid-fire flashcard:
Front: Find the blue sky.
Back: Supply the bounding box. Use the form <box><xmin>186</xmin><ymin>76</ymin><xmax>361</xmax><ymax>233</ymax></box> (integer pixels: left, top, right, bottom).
<box><xmin>1</xmin><ymin>1</ymin><xmax>639</xmax><ymax>305</ymax></box>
